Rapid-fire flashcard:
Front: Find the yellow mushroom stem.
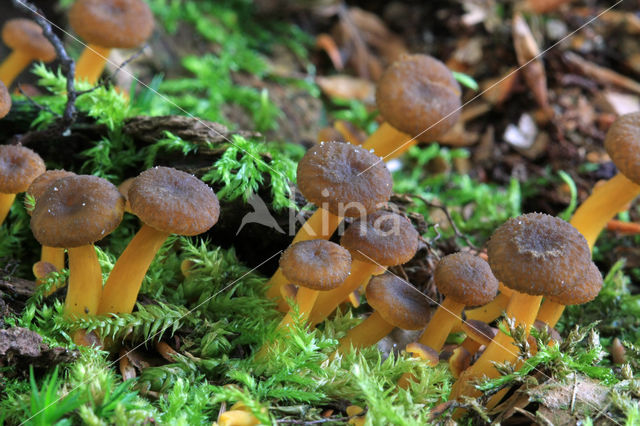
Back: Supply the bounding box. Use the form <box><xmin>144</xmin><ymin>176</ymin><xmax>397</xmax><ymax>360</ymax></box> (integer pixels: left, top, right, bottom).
<box><xmin>217</xmin><ymin>410</ymin><xmax>261</xmax><ymax>426</ymax></box>
<box><xmin>535</xmin><ymin>173</ymin><xmax>640</xmax><ymax>329</ymax></box>
<box><xmin>460</xmin><ymin>336</ymin><xmax>481</xmax><ymax>354</ymax></box>
<box><xmin>418</xmin><ymin>298</ymin><xmax>466</xmax><ymax>352</ymax></box>
<box><xmin>451</xmin><ymin>283</ymin><xmax>513</xmax><ymax>332</ymax></box>
<box><xmin>335</xmin><ymin>311</ymin><xmax>394</xmax><ymax>354</ymax></box>
<box><xmin>309</xmin><ymin>260</ymin><xmax>386</xmax><ymax>326</ymax></box>
<box><xmin>265</xmin><ymin>209</ymin><xmax>343</xmax><ymax>303</ymax></box>
<box><xmin>40</xmin><ymin>245</ymin><xmax>65</xmax><ymax>272</ymax></box>
<box><xmin>278</xmin><ymin>286</ymin><xmax>319</xmax><ymax>329</ymax></box>
<box><xmin>75</xmin><ymin>44</ymin><xmax>112</xmax><ymax>85</ymax></box>
<box><xmin>98</xmin><ymin>224</ymin><xmax>169</xmax><ymax>315</ymax></box>
<box><xmin>0</xmin><ymin>49</ymin><xmax>33</xmax><ymax>87</ymax></box>
<box><xmin>334</xmin><ymin>120</ymin><xmax>362</xmax><ymax>145</ymax></box>
<box><xmin>450</xmin><ymin>292</ymin><xmax>542</xmax><ymax>414</ymax></box>
<box><xmin>65</xmin><ymin>245</ymin><xmax>102</xmax><ymax>345</ymax></box>
<box><xmin>361</xmin><ymin>122</ymin><xmax>417</xmax><ymax>160</ymax></box>
<box><xmin>0</xmin><ymin>193</ymin><xmax>16</xmax><ymax>225</ymax></box>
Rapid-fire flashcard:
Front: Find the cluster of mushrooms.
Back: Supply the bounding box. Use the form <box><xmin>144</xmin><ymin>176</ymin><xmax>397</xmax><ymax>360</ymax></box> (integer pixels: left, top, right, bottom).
<box><xmin>1</xmin><ymin>0</ymin><xmax>640</xmax><ymax>416</ymax></box>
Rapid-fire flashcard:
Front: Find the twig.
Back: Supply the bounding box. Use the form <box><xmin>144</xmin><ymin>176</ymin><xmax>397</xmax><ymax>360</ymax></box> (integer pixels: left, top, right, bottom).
<box><xmin>17</xmin><ymin>84</ymin><xmax>61</xmax><ymax>117</ymax></box>
<box><xmin>11</xmin><ymin>0</ymin><xmax>77</xmax><ymax>131</ymax></box>
<box><xmin>412</xmin><ymin>194</ymin><xmax>478</xmax><ymax>250</ymax></box>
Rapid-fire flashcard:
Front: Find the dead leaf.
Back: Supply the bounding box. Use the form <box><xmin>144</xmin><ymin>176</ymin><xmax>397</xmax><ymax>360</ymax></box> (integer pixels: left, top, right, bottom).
<box><xmin>564</xmin><ymin>51</ymin><xmax>640</xmax><ymax>96</ymax></box>
<box><xmin>315</xmin><ymin>75</ymin><xmax>375</xmax><ymax>101</ymax></box>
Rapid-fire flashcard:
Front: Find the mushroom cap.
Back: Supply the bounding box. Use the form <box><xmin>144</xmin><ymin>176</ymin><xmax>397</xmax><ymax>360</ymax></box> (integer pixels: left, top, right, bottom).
<box><xmin>280</xmin><ymin>240</ymin><xmax>351</xmax><ymax>290</ymax></box>
<box><xmin>297</xmin><ymin>141</ymin><xmax>392</xmax><ymax>217</ymax></box>
<box><xmin>31</xmin><ymin>175</ymin><xmax>125</xmax><ymax>247</ymax></box>
<box><xmin>26</xmin><ymin>169</ymin><xmax>76</xmax><ymax>202</ymax></box>
<box><xmin>604</xmin><ymin>112</ymin><xmax>640</xmax><ymax>184</ymax></box>
<box><xmin>487</xmin><ymin>213</ymin><xmax>592</xmax><ymax>297</ymax></box>
<box><xmin>2</xmin><ymin>19</ymin><xmax>56</xmax><ymax>62</ymax></box>
<box><xmin>0</xmin><ymin>145</ymin><xmax>45</xmax><ymax>194</ymax></box>
<box><xmin>461</xmin><ymin>320</ymin><xmax>496</xmax><ymax>346</ymax></box>
<box><xmin>69</xmin><ymin>0</ymin><xmax>154</xmax><ymax>49</ymax></box>
<box><xmin>0</xmin><ymin>80</ymin><xmax>10</xmax><ymax>119</ymax></box>
<box><xmin>128</xmin><ymin>167</ymin><xmax>220</xmax><ymax>236</ymax></box>
<box><xmin>340</xmin><ymin>210</ymin><xmax>419</xmax><ymax>266</ymax></box>
<box><xmin>546</xmin><ymin>261</ymin><xmax>603</xmax><ymax>306</ymax></box>
<box><xmin>376</xmin><ymin>54</ymin><xmax>461</xmax><ymax>142</ymax></box>
<box><xmin>405</xmin><ymin>342</ymin><xmax>439</xmax><ymax>366</ymax></box>
<box><xmin>366</xmin><ymin>273</ymin><xmax>430</xmax><ymax>330</ymax></box>
<box><xmin>434</xmin><ymin>252</ymin><xmax>499</xmax><ymax>307</ymax></box>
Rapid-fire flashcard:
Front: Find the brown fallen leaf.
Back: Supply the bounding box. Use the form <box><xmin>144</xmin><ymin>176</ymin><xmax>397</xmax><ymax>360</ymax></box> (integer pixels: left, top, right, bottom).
<box><xmin>481</xmin><ymin>68</ymin><xmax>520</xmax><ymax>105</ymax></box>
<box><xmin>564</xmin><ymin>51</ymin><xmax>640</xmax><ymax>95</ymax></box>
<box><xmin>316</xmin><ymin>33</ymin><xmax>344</xmax><ymax>70</ymax></box>
<box><xmin>119</xmin><ymin>348</ymin><xmax>137</xmax><ymax>381</ymax></box>
<box><xmin>315</xmin><ymin>75</ymin><xmax>375</xmax><ymax>101</ymax></box>
<box><xmin>512</xmin><ymin>13</ymin><xmax>552</xmax><ymax>117</ymax></box>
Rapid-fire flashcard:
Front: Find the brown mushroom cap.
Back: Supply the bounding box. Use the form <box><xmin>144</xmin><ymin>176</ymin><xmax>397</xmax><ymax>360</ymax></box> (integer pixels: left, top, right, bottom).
<box><xmin>340</xmin><ymin>210</ymin><xmax>419</xmax><ymax>266</ymax></box>
<box><xmin>2</xmin><ymin>19</ymin><xmax>56</xmax><ymax>62</ymax></box>
<box><xmin>546</xmin><ymin>261</ymin><xmax>603</xmax><ymax>306</ymax></box>
<box><xmin>487</xmin><ymin>213</ymin><xmax>592</xmax><ymax>297</ymax></box>
<box><xmin>26</xmin><ymin>169</ymin><xmax>76</xmax><ymax>203</ymax></box>
<box><xmin>69</xmin><ymin>0</ymin><xmax>154</xmax><ymax>49</ymax></box>
<box><xmin>128</xmin><ymin>167</ymin><xmax>220</xmax><ymax>236</ymax></box>
<box><xmin>31</xmin><ymin>175</ymin><xmax>125</xmax><ymax>247</ymax></box>
<box><xmin>434</xmin><ymin>252</ymin><xmax>499</xmax><ymax>307</ymax></box>
<box><xmin>0</xmin><ymin>81</ymin><xmax>10</xmax><ymax>119</ymax></box>
<box><xmin>405</xmin><ymin>342</ymin><xmax>439</xmax><ymax>366</ymax></box>
<box><xmin>0</xmin><ymin>145</ymin><xmax>45</xmax><ymax>194</ymax></box>
<box><xmin>280</xmin><ymin>240</ymin><xmax>351</xmax><ymax>290</ymax></box>
<box><xmin>376</xmin><ymin>54</ymin><xmax>461</xmax><ymax>142</ymax></box>
<box><xmin>297</xmin><ymin>141</ymin><xmax>392</xmax><ymax>217</ymax></box>
<box><xmin>461</xmin><ymin>320</ymin><xmax>497</xmax><ymax>346</ymax></box>
<box><xmin>366</xmin><ymin>273</ymin><xmax>430</xmax><ymax>330</ymax></box>
<box><xmin>604</xmin><ymin>112</ymin><xmax>640</xmax><ymax>184</ymax></box>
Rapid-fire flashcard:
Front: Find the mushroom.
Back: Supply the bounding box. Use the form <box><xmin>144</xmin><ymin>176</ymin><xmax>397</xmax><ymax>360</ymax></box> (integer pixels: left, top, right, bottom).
<box><xmin>335</xmin><ymin>273</ymin><xmax>430</xmax><ymax>353</ymax></box>
<box><xmin>265</xmin><ymin>141</ymin><xmax>392</xmax><ymax>307</ymax></box>
<box><xmin>418</xmin><ymin>252</ymin><xmax>498</xmax><ymax>353</ymax></box>
<box><xmin>536</xmin><ymin>261</ymin><xmax>602</xmax><ymax>328</ymax></box>
<box><xmin>449</xmin><ymin>346</ymin><xmax>472</xmax><ymax>379</ymax></box>
<box><xmin>30</xmin><ymin>175</ymin><xmax>124</xmax><ymax>327</ymax></box>
<box><xmin>309</xmin><ymin>210</ymin><xmax>419</xmax><ymax>326</ymax></box>
<box><xmin>0</xmin><ymin>19</ymin><xmax>56</xmax><ymax>87</ymax></box>
<box><xmin>98</xmin><ymin>167</ymin><xmax>219</xmax><ymax>315</ymax></box>
<box><xmin>278</xmin><ymin>239</ymin><xmax>351</xmax><ymax>328</ymax></box>
<box><xmin>26</xmin><ymin>169</ymin><xmax>76</xmax><ymax>274</ymax></box>
<box><xmin>405</xmin><ymin>342</ymin><xmax>439</xmax><ymax>367</ymax></box>
<box><xmin>460</xmin><ymin>320</ymin><xmax>496</xmax><ymax>355</ymax></box>
<box><xmin>361</xmin><ymin>54</ymin><xmax>461</xmax><ymax>159</ymax></box>
<box><xmin>0</xmin><ymin>80</ymin><xmax>11</xmax><ymax>119</ymax></box>
<box><xmin>570</xmin><ymin>112</ymin><xmax>640</xmax><ymax>249</ymax></box>
<box><xmin>0</xmin><ymin>145</ymin><xmax>45</xmax><ymax>225</ymax></box>
<box><xmin>450</xmin><ymin>213</ymin><xmax>593</xmax><ymax>407</ymax></box>
<box><xmin>69</xmin><ymin>0</ymin><xmax>154</xmax><ymax>84</ymax></box>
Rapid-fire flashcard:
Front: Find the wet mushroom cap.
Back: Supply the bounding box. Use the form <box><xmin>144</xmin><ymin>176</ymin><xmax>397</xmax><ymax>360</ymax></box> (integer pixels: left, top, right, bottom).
<box><xmin>366</xmin><ymin>273</ymin><xmax>430</xmax><ymax>330</ymax></box>
<box><xmin>0</xmin><ymin>81</ymin><xmax>10</xmax><ymax>118</ymax></box>
<box><xmin>69</xmin><ymin>0</ymin><xmax>154</xmax><ymax>49</ymax></box>
<box><xmin>0</xmin><ymin>145</ymin><xmax>45</xmax><ymax>194</ymax></box>
<box><xmin>128</xmin><ymin>167</ymin><xmax>220</xmax><ymax>236</ymax></box>
<box><xmin>280</xmin><ymin>240</ymin><xmax>351</xmax><ymax>290</ymax></box>
<box><xmin>297</xmin><ymin>141</ymin><xmax>393</xmax><ymax>217</ymax></box>
<box><xmin>340</xmin><ymin>210</ymin><xmax>419</xmax><ymax>266</ymax></box>
<box><xmin>604</xmin><ymin>112</ymin><xmax>640</xmax><ymax>184</ymax></box>
<box><xmin>376</xmin><ymin>54</ymin><xmax>461</xmax><ymax>141</ymax></box>
<box><xmin>546</xmin><ymin>261</ymin><xmax>603</xmax><ymax>306</ymax></box>
<box><xmin>487</xmin><ymin>213</ymin><xmax>592</xmax><ymax>297</ymax></box>
<box><xmin>31</xmin><ymin>175</ymin><xmax>125</xmax><ymax>247</ymax></box>
<box><xmin>2</xmin><ymin>19</ymin><xmax>56</xmax><ymax>62</ymax></box>
<box><xmin>434</xmin><ymin>252</ymin><xmax>499</xmax><ymax>307</ymax></box>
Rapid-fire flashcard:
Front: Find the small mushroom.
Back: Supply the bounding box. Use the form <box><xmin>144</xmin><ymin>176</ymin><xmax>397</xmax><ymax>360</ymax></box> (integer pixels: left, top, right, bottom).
<box><xmin>265</xmin><ymin>141</ymin><xmax>392</xmax><ymax>306</ymax></box>
<box><xmin>0</xmin><ymin>145</ymin><xmax>45</xmax><ymax>226</ymax></box>
<box><xmin>449</xmin><ymin>346</ymin><xmax>472</xmax><ymax>379</ymax></box>
<box><xmin>26</xmin><ymin>169</ymin><xmax>76</xmax><ymax>274</ymax></box>
<box><xmin>30</xmin><ymin>175</ymin><xmax>124</xmax><ymax>332</ymax></box>
<box><xmin>362</xmin><ymin>54</ymin><xmax>461</xmax><ymax>159</ymax></box>
<box><xmin>0</xmin><ymin>80</ymin><xmax>11</xmax><ymax>119</ymax></box>
<box><xmin>278</xmin><ymin>240</ymin><xmax>351</xmax><ymax>328</ymax></box>
<box><xmin>98</xmin><ymin>167</ymin><xmax>219</xmax><ymax>315</ymax></box>
<box><xmin>405</xmin><ymin>342</ymin><xmax>439</xmax><ymax>366</ymax></box>
<box><xmin>335</xmin><ymin>273</ymin><xmax>430</xmax><ymax>353</ymax></box>
<box><xmin>309</xmin><ymin>210</ymin><xmax>419</xmax><ymax>325</ymax></box>
<box><xmin>0</xmin><ymin>19</ymin><xmax>56</xmax><ymax>86</ymax></box>
<box><xmin>69</xmin><ymin>0</ymin><xmax>154</xmax><ymax>84</ymax></box>
<box><xmin>419</xmin><ymin>252</ymin><xmax>498</xmax><ymax>353</ymax></box>
<box><xmin>570</xmin><ymin>112</ymin><xmax>640</xmax><ymax>249</ymax></box>
<box><xmin>460</xmin><ymin>320</ymin><xmax>496</xmax><ymax>355</ymax></box>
